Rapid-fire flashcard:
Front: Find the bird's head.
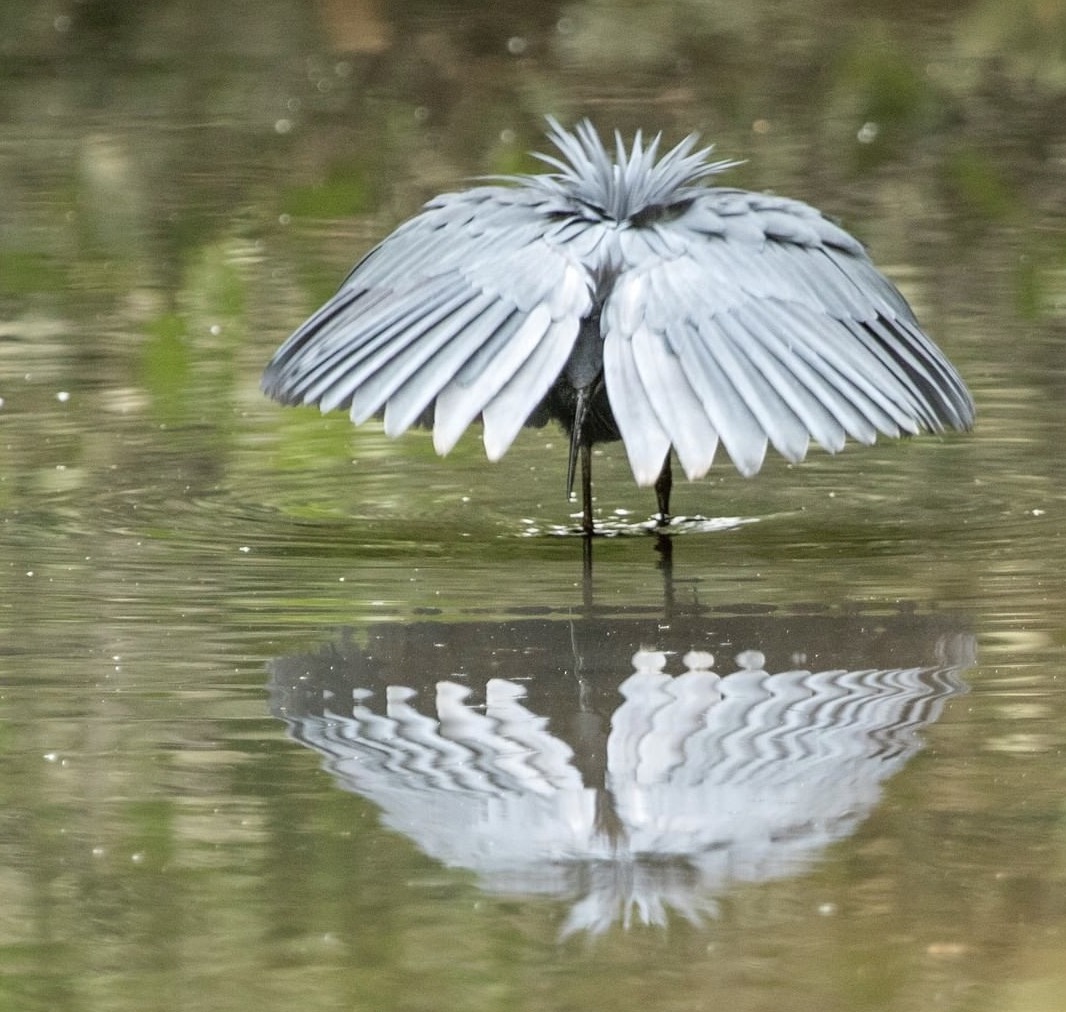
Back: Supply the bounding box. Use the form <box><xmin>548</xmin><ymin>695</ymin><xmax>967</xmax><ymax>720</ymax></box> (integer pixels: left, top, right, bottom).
<box><xmin>526</xmin><ymin>117</ymin><xmax>741</xmax><ymax>224</ymax></box>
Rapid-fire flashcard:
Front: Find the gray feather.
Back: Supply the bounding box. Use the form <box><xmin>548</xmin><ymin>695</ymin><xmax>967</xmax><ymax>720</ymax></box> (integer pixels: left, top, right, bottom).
<box><xmin>382</xmin><ymin>299</ymin><xmax>518</xmax><ymax>436</ymax></box>
<box><xmin>602</xmin><ymin>330</ymin><xmax>672</xmax><ymax>485</ymax></box>
<box><xmin>481</xmin><ymin>316</ymin><xmax>583</xmax><ymax>460</ymax></box>
<box><xmin>630</xmin><ymin>324</ymin><xmax>719</xmax><ymax>479</ymax></box>
<box><xmin>433</xmin><ymin>304</ymin><xmax>552</xmax><ymax>455</ymax></box>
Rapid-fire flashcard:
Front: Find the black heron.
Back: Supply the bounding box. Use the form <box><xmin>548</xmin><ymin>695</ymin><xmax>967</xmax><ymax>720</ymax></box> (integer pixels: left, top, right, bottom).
<box><xmin>263</xmin><ymin>119</ymin><xmax>974</xmax><ymax>533</ymax></box>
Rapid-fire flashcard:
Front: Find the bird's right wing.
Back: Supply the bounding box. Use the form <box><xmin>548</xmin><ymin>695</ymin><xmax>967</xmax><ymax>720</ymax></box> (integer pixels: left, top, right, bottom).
<box><xmin>262</xmin><ymin>186</ymin><xmax>596</xmax><ymax>461</ymax></box>
<box><xmin>601</xmin><ymin>189</ymin><xmax>974</xmax><ymax>485</ymax></box>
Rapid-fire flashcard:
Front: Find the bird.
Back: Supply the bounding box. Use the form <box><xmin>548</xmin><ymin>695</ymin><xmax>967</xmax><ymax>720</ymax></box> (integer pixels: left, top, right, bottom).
<box><xmin>262</xmin><ymin>118</ymin><xmax>974</xmax><ymax>534</ymax></box>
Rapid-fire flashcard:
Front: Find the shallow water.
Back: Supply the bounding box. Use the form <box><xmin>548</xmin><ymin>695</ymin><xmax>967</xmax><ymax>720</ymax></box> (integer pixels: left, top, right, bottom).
<box><xmin>3</xmin><ymin>1</ymin><xmax>1066</xmax><ymax>1010</ymax></box>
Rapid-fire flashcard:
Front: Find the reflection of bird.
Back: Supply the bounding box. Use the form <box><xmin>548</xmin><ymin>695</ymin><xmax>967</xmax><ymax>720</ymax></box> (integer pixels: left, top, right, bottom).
<box><xmin>271</xmin><ymin>645</ymin><xmax>971</xmax><ymax>936</ymax></box>
<box><xmin>263</xmin><ymin>119</ymin><xmax>974</xmax><ymax>532</ymax></box>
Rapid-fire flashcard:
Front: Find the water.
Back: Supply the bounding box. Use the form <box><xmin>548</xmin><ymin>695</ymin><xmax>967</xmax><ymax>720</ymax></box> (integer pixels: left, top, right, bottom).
<box><xmin>3</xmin><ymin>1</ymin><xmax>1066</xmax><ymax>1009</ymax></box>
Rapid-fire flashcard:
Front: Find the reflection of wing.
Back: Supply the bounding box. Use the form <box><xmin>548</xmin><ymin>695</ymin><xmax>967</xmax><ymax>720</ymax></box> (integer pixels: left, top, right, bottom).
<box><xmin>262</xmin><ymin>187</ymin><xmax>592</xmax><ymax>459</ymax></box>
<box><xmin>608</xmin><ymin>651</ymin><xmax>958</xmax><ymax>862</ymax></box>
<box><xmin>602</xmin><ymin>190</ymin><xmax>975</xmax><ymax>482</ymax></box>
<box><xmin>274</xmin><ymin>640</ymin><xmax>969</xmax><ymax>935</ymax></box>
<box><xmin>288</xmin><ymin>680</ymin><xmax>602</xmax><ymax>868</ymax></box>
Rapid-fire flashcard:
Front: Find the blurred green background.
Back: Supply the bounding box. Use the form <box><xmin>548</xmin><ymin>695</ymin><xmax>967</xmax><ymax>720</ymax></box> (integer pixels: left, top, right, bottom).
<box><xmin>2</xmin><ymin>1</ymin><xmax>1066</xmax><ymax>1010</ymax></box>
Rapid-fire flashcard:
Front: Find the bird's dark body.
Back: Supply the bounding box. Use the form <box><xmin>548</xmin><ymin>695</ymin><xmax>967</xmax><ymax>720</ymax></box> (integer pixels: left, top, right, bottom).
<box><xmin>538</xmin><ymin>310</ymin><xmax>619</xmax><ymax>440</ymax></box>
<box><xmin>539</xmin><ymin>374</ymin><xmax>619</xmax><ymax>447</ymax></box>
<box><xmin>263</xmin><ymin>119</ymin><xmax>974</xmax><ymax>532</ymax></box>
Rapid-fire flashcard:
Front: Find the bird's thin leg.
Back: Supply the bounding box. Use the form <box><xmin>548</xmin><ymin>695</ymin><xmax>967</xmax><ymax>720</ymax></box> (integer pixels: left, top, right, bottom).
<box><xmin>567</xmin><ymin>386</ymin><xmax>597</xmax><ymax>536</ymax></box>
<box><xmin>581</xmin><ymin>442</ymin><xmax>594</xmax><ymax>535</ymax></box>
<box><xmin>654</xmin><ymin>452</ymin><xmax>672</xmax><ymax>526</ymax></box>
<box><xmin>580</xmin><ymin>442</ymin><xmax>594</xmax><ymax>590</ymax></box>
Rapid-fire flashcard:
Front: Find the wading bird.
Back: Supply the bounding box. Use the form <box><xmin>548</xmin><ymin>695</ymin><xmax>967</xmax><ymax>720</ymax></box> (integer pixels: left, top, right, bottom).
<box><xmin>263</xmin><ymin>119</ymin><xmax>974</xmax><ymax>533</ymax></box>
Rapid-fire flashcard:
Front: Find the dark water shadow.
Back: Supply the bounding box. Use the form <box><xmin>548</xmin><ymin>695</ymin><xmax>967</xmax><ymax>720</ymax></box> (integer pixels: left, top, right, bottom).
<box><xmin>268</xmin><ymin>596</ymin><xmax>974</xmax><ymax>936</ymax></box>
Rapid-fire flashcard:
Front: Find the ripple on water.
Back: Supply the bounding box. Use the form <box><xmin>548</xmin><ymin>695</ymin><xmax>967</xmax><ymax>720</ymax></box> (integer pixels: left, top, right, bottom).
<box><xmin>529</xmin><ymin>514</ymin><xmax>761</xmax><ymax>538</ymax></box>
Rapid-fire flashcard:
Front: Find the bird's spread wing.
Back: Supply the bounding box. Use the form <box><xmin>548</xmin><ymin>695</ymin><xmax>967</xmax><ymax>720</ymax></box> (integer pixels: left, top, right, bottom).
<box><xmin>262</xmin><ymin>187</ymin><xmax>594</xmax><ymax>460</ymax></box>
<box><xmin>602</xmin><ymin>189</ymin><xmax>975</xmax><ymax>484</ymax></box>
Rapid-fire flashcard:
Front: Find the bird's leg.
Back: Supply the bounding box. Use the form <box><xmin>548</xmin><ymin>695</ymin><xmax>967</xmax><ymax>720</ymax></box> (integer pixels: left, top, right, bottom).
<box><xmin>654</xmin><ymin>452</ymin><xmax>672</xmax><ymax>526</ymax></box>
<box><xmin>567</xmin><ymin>386</ymin><xmax>597</xmax><ymax>535</ymax></box>
<box><xmin>581</xmin><ymin>442</ymin><xmax>594</xmax><ymax>535</ymax></box>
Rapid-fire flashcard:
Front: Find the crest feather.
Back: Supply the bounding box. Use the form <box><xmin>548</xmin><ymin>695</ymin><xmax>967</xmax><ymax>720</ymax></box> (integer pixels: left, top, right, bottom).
<box><xmin>528</xmin><ymin>116</ymin><xmax>740</xmax><ymax>221</ymax></box>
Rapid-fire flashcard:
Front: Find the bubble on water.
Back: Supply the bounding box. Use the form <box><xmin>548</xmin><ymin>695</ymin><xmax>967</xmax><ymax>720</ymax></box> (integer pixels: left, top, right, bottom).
<box><xmin>857</xmin><ymin>121</ymin><xmax>879</xmax><ymax>144</ymax></box>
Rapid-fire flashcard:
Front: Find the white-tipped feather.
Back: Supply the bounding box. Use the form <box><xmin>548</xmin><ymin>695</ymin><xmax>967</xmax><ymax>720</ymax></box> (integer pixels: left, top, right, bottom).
<box><xmin>630</xmin><ymin>324</ymin><xmax>719</xmax><ymax>479</ymax></box>
<box><xmin>432</xmin><ymin>304</ymin><xmax>551</xmax><ymax>456</ymax></box>
<box><xmin>482</xmin><ymin>316</ymin><xmax>582</xmax><ymax>461</ymax></box>
<box><xmin>603</xmin><ymin>331</ymin><xmax>672</xmax><ymax>486</ymax></box>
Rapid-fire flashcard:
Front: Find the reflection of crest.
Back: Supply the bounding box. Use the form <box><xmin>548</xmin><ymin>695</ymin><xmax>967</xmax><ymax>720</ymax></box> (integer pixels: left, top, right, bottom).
<box><xmin>269</xmin><ymin>609</ymin><xmax>973</xmax><ymax>936</ymax></box>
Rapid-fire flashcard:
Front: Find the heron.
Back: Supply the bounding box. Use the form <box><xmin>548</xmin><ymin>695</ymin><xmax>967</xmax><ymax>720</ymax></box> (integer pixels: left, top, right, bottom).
<box><xmin>263</xmin><ymin>118</ymin><xmax>974</xmax><ymax>533</ymax></box>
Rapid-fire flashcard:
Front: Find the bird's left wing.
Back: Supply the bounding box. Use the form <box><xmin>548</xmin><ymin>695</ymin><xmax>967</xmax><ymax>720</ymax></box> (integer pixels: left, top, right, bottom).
<box><xmin>262</xmin><ymin>186</ymin><xmax>595</xmax><ymax>460</ymax></box>
<box><xmin>601</xmin><ymin>189</ymin><xmax>975</xmax><ymax>484</ymax></box>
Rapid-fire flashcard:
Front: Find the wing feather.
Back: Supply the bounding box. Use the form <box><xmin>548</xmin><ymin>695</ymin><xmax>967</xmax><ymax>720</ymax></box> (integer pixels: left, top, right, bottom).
<box><xmin>381</xmin><ymin>298</ymin><xmax>517</xmax><ymax>436</ymax></box>
<box><xmin>697</xmin><ymin>310</ymin><xmax>808</xmax><ymax>469</ymax></box>
<box><xmin>630</xmin><ymin>323</ymin><xmax>719</xmax><ymax>478</ymax></box>
<box><xmin>262</xmin><ymin>187</ymin><xmax>594</xmax><ymax>456</ymax></box>
<box><xmin>315</xmin><ymin>290</ymin><xmax>474</xmax><ymax>414</ymax></box>
<box><xmin>432</xmin><ymin>303</ymin><xmax>552</xmax><ymax>455</ymax></box>
<box><xmin>481</xmin><ymin>316</ymin><xmax>582</xmax><ymax>460</ymax></box>
<box><xmin>719</xmin><ymin>304</ymin><xmax>851</xmax><ymax>451</ymax></box>
<box><xmin>272</xmin><ymin>279</ymin><xmax>464</xmax><ymax>409</ymax></box>
<box><xmin>671</xmin><ymin>322</ymin><xmax>770</xmax><ymax>477</ymax></box>
<box><xmin>741</xmin><ymin>300</ymin><xmax>881</xmax><ymax>443</ymax></box>
<box><xmin>345</xmin><ymin>290</ymin><xmax>495</xmax><ymax>420</ymax></box>
<box><xmin>602</xmin><ymin>320</ymin><xmax>673</xmax><ymax>485</ymax></box>
<box><xmin>602</xmin><ymin>188</ymin><xmax>973</xmax><ymax>481</ymax></box>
